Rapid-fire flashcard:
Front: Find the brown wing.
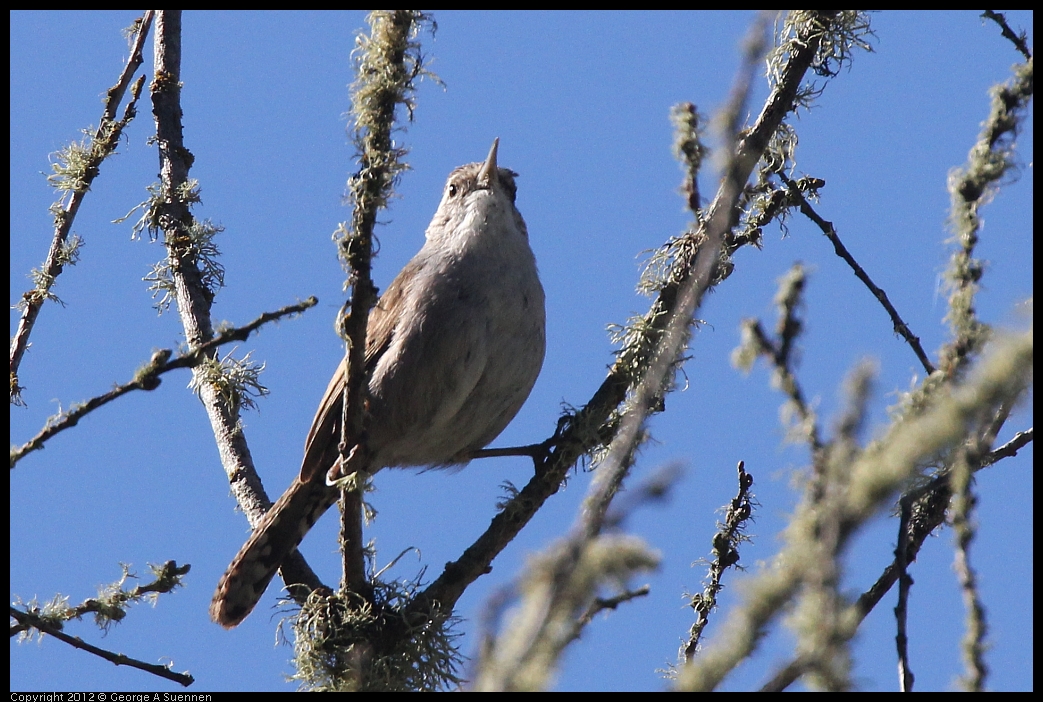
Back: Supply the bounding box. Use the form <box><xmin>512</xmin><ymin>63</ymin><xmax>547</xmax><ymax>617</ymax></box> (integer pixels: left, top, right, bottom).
<box><xmin>296</xmin><ymin>259</ymin><xmax>422</xmax><ymax>483</ymax></box>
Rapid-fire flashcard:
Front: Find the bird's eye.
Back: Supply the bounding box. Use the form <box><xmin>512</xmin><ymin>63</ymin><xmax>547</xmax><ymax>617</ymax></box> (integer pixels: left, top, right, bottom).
<box><xmin>448</xmin><ymin>184</ymin><xmax>458</xmax><ymax>197</ymax></box>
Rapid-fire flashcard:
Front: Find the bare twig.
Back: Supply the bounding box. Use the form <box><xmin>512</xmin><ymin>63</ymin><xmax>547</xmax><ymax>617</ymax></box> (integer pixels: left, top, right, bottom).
<box><xmin>469</xmin><ymin>441</ymin><xmax>554</xmax><ymax>461</ymax></box>
<box><xmin>894</xmin><ymin>499</ymin><xmax>915</xmax><ymax>691</ymax></box>
<box><xmin>577</xmin><ymin>586</ymin><xmax>652</xmax><ymax>630</ymax></box>
<box><xmin>781</xmin><ymin>175</ymin><xmax>936</xmax><ymax>375</ymax></box>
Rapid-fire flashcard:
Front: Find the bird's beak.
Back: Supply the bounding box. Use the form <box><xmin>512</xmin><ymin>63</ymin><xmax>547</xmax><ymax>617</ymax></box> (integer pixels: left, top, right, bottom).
<box><xmin>478</xmin><ymin>137</ymin><xmax>500</xmax><ymax>187</ymax></box>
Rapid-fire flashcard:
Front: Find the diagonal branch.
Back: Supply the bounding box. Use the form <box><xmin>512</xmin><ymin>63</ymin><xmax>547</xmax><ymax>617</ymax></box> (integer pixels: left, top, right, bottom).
<box><xmin>410</xmin><ymin>10</ymin><xmax>844</xmax><ymax>622</ymax></box>
<box><xmin>10</xmin><ymin>298</ymin><xmax>317</xmax><ymax>469</ymax></box>
<box><xmin>10</xmin><ymin>11</ymin><xmax>154</xmax><ymax>405</ymax></box>
<box><xmin>149</xmin><ymin>11</ymin><xmax>322</xmax><ymax>598</ymax></box>
<box><xmin>982</xmin><ymin>10</ymin><xmax>1032</xmax><ymax>61</ymax></box>
<box><xmin>781</xmin><ymin>175</ymin><xmax>936</xmax><ymax>375</ymax></box>
<box><xmin>10</xmin><ymin>606</ymin><xmax>194</xmax><ymax>687</ymax></box>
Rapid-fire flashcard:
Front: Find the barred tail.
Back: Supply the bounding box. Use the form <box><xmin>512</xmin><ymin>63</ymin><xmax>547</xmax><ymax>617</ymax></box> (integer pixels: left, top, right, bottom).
<box><xmin>210</xmin><ymin>477</ymin><xmax>338</xmax><ymax>628</ymax></box>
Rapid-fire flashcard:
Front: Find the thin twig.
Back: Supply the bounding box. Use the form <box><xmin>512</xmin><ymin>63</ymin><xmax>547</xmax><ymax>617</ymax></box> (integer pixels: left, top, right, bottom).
<box><xmin>10</xmin><ymin>298</ymin><xmax>317</xmax><ymax>468</ymax></box>
<box><xmin>782</xmin><ymin>175</ymin><xmax>935</xmax><ymax>375</ymax></box>
<box><xmin>10</xmin><ymin>11</ymin><xmax>154</xmax><ymax>404</ymax></box>
<box><xmin>576</xmin><ymin>586</ymin><xmax>651</xmax><ymax>630</ymax></box>
<box><xmin>10</xmin><ymin>606</ymin><xmax>194</xmax><ymax>687</ymax></box>
<box><xmin>736</xmin><ymin>264</ymin><xmax>824</xmax><ymax>455</ymax></box>
<box><xmin>982</xmin><ymin>427</ymin><xmax>1033</xmax><ymax>466</ymax></box>
<box><xmin>682</xmin><ymin>462</ymin><xmax>754</xmax><ymax>661</ymax></box>
<box><xmin>981</xmin><ymin>11</ymin><xmax>1032</xmax><ymax>61</ymax></box>
<box><xmin>12</xmin><ymin>561</ymin><xmax>193</xmax><ymax>686</ymax></box>
<box><xmin>469</xmin><ymin>441</ymin><xmax>553</xmax><ymax>461</ymax></box>
<box><xmin>894</xmin><ymin>500</ymin><xmax>915</xmax><ymax>691</ymax></box>
<box><xmin>951</xmin><ymin>451</ymin><xmax>989</xmax><ymax>691</ymax></box>
<box><xmin>10</xmin><ymin>561</ymin><xmax>190</xmax><ymax>638</ymax></box>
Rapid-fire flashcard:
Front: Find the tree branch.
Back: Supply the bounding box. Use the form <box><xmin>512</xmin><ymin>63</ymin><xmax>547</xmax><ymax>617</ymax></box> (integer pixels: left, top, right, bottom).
<box><xmin>10</xmin><ymin>10</ymin><xmax>154</xmax><ymax>405</ymax></box>
<box><xmin>10</xmin><ymin>606</ymin><xmax>194</xmax><ymax>687</ymax></box>
<box><xmin>781</xmin><ymin>175</ymin><xmax>936</xmax><ymax>375</ymax></box>
<box><xmin>10</xmin><ymin>297</ymin><xmax>317</xmax><ymax>469</ymax></box>
<box><xmin>412</xmin><ymin>10</ymin><xmax>841</xmax><ymax>624</ymax></box>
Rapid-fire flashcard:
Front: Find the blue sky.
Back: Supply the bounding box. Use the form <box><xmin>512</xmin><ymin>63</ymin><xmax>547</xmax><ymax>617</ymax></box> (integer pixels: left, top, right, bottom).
<box><xmin>10</xmin><ymin>11</ymin><xmax>1033</xmax><ymax>692</ymax></box>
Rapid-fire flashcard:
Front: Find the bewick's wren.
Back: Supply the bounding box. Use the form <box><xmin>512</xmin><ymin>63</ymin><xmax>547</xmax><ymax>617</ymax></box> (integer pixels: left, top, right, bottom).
<box><xmin>210</xmin><ymin>139</ymin><xmax>546</xmax><ymax>628</ymax></box>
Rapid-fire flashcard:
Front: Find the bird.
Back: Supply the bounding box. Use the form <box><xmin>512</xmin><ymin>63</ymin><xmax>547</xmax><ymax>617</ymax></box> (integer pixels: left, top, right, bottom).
<box><xmin>210</xmin><ymin>139</ymin><xmax>546</xmax><ymax>628</ymax></box>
